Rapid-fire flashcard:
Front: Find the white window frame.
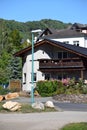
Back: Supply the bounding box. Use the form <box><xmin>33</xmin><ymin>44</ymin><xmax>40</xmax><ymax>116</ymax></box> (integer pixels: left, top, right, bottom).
<box><xmin>73</xmin><ymin>41</ymin><xmax>79</xmax><ymax>46</ymax></box>
<box><xmin>31</xmin><ymin>73</ymin><xmax>37</xmax><ymax>82</ymax></box>
<box><xmin>23</xmin><ymin>73</ymin><xmax>26</xmax><ymax>84</ymax></box>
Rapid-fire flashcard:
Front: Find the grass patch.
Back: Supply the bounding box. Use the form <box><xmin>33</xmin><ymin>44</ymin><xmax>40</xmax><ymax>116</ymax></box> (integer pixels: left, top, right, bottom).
<box><xmin>0</xmin><ymin>102</ymin><xmax>57</xmax><ymax>113</ymax></box>
<box><xmin>21</xmin><ymin>103</ymin><xmax>56</xmax><ymax>113</ymax></box>
<box><xmin>61</xmin><ymin>122</ymin><xmax>87</xmax><ymax>130</ymax></box>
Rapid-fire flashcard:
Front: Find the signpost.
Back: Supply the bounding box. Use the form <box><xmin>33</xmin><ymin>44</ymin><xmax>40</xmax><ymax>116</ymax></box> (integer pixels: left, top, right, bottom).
<box><xmin>31</xmin><ymin>29</ymin><xmax>42</xmax><ymax>103</ymax></box>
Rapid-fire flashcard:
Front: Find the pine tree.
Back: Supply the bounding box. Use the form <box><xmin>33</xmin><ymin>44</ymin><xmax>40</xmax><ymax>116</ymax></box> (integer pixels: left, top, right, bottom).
<box><xmin>8</xmin><ymin>56</ymin><xmax>22</xmax><ymax>80</ymax></box>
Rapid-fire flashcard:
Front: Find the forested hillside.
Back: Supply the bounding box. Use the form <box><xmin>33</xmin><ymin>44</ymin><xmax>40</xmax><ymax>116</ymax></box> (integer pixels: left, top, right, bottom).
<box><xmin>0</xmin><ymin>18</ymin><xmax>72</xmax><ymax>40</ymax></box>
<box><xmin>0</xmin><ymin>18</ymin><xmax>72</xmax><ymax>85</ymax></box>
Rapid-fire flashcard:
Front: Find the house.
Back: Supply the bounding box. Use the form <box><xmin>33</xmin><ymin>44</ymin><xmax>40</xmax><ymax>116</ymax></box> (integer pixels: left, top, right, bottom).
<box><xmin>36</xmin><ymin>27</ymin><xmax>57</xmax><ymax>42</ymax></box>
<box><xmin>14</xmin><ymin>39</ymin><xmax>87</xmax><ymax>91</ymax></box>
<box><xmin>70</xmin><ymin>23</ymin><xmax>87</xmax><ymax>33</ymax></box>
<box><xmin>37</xmin><ymin>29</ymin><xmax>87</xmax><ymax>48</ymax></box>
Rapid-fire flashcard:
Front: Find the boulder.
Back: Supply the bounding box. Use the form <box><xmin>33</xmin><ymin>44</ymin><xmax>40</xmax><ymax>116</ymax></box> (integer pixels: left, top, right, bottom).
<box><xmin>0</xmin><ymin>95</ymin><xmax>4</xmax><ymax>101</ymax></box>
<box><xmin>34</xmin><ymin>90</ymin><xmax>40</xmax><ymax>97</ymax></box>
<box><xmin>19</xmin><ymin>91</ymin><xmax>30</xmax><ymax>97</ymax></box>
<box><xmin>45</xmin><ymin>101</ymin><xmax>55</xmax><ymax>108</ymax></box>
<box><xmin>2</xmin><ymin>101</ymin><xmax>21</xmax><ymax>111</ymax></box>
<box><xmin>5</xmin><ymin>92</ymin><xmax>19</xmax><ymax>100</ymax></box>
<box><xmin>32</xmin><ymin>102</ymin><xmax>44</xmax><ymax>110</ymax></box>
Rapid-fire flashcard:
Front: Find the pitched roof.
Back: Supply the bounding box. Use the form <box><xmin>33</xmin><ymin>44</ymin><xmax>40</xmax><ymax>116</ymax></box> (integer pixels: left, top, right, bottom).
<box><xmin>14</xmin><ymin>39</ymin><xmax>87</xmax><ymax>58</ymax></box>
<box><xmin>41</xmin><ymin>29</ymin><xmax>87</xmax><ymax>39</ymax></box>
<box><xmin>47</xmin><ymin>39</ymin><xmax>87</xmax><ymax>57</ymax></box>
<box><xmin>71</xmin><ymin>23</ymin><xmax>87</xmax><ymax>29</ymax></box>
<box><xmin>36</xmin><ymin>28</ymin><xmax>57</xmax><ymax>41</ymax></box>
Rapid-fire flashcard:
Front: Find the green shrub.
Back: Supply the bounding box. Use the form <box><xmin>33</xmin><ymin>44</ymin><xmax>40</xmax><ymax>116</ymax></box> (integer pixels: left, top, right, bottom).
<box><xmin>68</xmin><ymin>77</ymin><xmax>76</xmax><ymax>87</ymax></box>
<box><xmin>81</xmin><ymin>84</ymin><xmax>87</xmax><ymax>94</ymax></box>
<box><xmin>36</xmin><ymin>80</ymin><xmax>58</xmax><ymax>97</ymax></box>
<box><xmin>36</xmin><ymin>78</ymin><xmax>87</xmax><ymax>96</ymax></box>
<box><xmin>57</xmin><ymin>81</ymin><xmax>65</xmax><ymax>94</ymax></box>
<box><xmin>0</xmin><ymin>86</ymin><xmax>10</xmax><ymax>95</ymax></box>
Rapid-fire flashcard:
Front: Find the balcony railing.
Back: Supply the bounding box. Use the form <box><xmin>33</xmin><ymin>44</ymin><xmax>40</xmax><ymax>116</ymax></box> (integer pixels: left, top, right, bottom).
<box><xmin>38</xmin><ymin>58</ymin><xmax>84</xmax><ymax>69</ymax></box>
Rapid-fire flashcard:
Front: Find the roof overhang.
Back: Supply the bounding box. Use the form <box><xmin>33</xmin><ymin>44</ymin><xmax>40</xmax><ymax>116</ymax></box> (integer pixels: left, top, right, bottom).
<box><xmin>14</xmin><ymin>39</ymin><xmax>87</xmax><ymax>58</ymax></box>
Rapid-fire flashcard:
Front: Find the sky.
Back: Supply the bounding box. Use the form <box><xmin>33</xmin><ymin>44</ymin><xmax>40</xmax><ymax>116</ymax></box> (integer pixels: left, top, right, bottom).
<box><xmin>0</xmin><ymin>0</ymin><xmax>87</xmax><ymax>24</ymax></box>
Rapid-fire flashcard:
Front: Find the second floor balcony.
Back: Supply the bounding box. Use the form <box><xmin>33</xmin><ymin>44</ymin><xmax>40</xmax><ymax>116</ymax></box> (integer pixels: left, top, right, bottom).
<box><xmin>38</xmin><ymin>58</ymin><xmax>84</xmax><ymax>69</ymax></box>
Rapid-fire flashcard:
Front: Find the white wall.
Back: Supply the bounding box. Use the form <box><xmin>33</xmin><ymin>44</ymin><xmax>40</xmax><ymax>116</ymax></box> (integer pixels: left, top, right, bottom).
<box><xmin>22</xmin><ymin>44</ymin><xmax>51</xmax><ymax>91</ymax></box>
<box><xmin>52</xmin><ymin>37</ymin><xmax>87</xmax><ymax>47</ymax></box>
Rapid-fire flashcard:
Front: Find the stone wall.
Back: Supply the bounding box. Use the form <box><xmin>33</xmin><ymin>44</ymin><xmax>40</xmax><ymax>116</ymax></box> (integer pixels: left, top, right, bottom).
<box><xmin>53</xmin><ymin>94</ymin><xmax>87</xmax><ymax>103</ymax></box>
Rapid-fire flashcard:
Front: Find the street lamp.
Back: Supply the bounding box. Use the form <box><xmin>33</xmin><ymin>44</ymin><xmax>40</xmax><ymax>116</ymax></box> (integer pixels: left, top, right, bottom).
<box><xmin>31</xmin><ymin>29</ymin><xmax>42</xmax><ymax>104</ymax></box>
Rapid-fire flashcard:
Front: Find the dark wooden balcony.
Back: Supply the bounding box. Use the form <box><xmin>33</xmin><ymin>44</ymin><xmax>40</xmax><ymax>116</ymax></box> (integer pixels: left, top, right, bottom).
<box><xmin>38</xmin><ymin>58</ymin><xmax>84</xmax><ymax>70</ymax></box>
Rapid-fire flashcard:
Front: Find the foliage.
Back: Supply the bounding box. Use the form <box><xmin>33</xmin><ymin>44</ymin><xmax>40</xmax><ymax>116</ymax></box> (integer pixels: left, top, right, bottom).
<box><xmin>36</xmin><ymin>80</ymin><xmax>58</xmax><ymax>97</ymax></box>
<box><xmin>0</xmin><ymin>86</ymin><xmax>10</xmax><ymax>95</ymax></box>
<box><xmin>0</xmin><ymin>23</ymin><xmax>23</xmax><ymax>84</ymax></box>
<box><xmin>57</xmin><ymin>81</ymin><xmax>65</xmax><ymax>94</ymax></box>
<box><xmin>0</xmin><ymin>50</ymin><xmax>11</xmax><ymax>84</ymax></box>
<box><xmin>61</xmin><ymin>122</ymin><xmax>87</xmax><ymax>130</ymax></box>
<box><xmin>36</xmin><ymin>78</ymin><xmax>87</xmax><ymax>96</ymax></box>
<box><xmin>0</xmin><ymin>18</ymin><xmax>72</xmax><ymax>41</ymax></box>
<box><xmin>8</xmin><ymin>29</ymin><xmax>22</xmax><ymax>50</ymax></box>
<box><xmin>8</xmin><ymin>56</ymin><xmax>22</xmax><ymax>80</ymax></box>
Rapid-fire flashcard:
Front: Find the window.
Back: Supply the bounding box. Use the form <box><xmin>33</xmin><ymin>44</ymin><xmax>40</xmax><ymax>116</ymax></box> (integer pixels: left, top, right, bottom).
<box><xmin>58</xmin><ymin>74</ymin><xmax>62</xmax><ymax>80</ymax></box>
<box><xmin>34</xmin><ymin>73</ymin><xmax>36</xmax><ymax>81</ymax></box>
<box><xmin>73</xmin><ymin>41</ymin><xmax>79</xmax><ymax>46</ymax></box>
<box><xmin>45</xmin><ymin>73</ymin><xmax>50</xmax><ymax>80</ymax></box>
<box><xmin>58</xmin><ymin>52</ymin><xmax>62</xmax><ymax>59</ymax></box>
<box><xmin>31</xmin><ymin>73</ymin><xmax>37</xmax><ymax>82</ymax></box>
<box><xmin>57</xmin><ymin>73</ymin><xmax>67</xmax><ymax>80</ymax></box>
<box><xmin>23</xmin><ymin>73</ymin><xmax>26</xmax><ymax>84</ymax></box>
<box><xmin>58</xmin><ymin>52</ymin><xmax>68</xmax><ymax>59</ymax></box>
<box><xmin>63</xmin><ymin>52</ymin><xmax>68</xmax><ymax>58</ymax></box>
<box><xmin>63</xmin><ymin>41</ymin><xmax>69</xmax><ymax>44</ymax></box>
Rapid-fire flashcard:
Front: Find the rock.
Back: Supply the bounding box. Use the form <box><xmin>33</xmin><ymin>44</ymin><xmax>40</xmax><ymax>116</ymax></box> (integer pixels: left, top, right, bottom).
<box><xmin>32</xmin><ymin>102</ymin><xmax>44</xmax><ymax>110</ymax></box>
<box><xmin>5</xmin><ymin>92</ymin><xmax>19</xmax><ymax>100</ymax></box>
<box><xmin>19</xmin><ymin>91</ymin><xmax>30</xmax><ymax>97</ymax></box>
<box><xmin>34</xmin><ymin>90</ymin><xmax>40</xmax><ymax>97</ymax></box>
<box><xmin>10</xmin><ymin>104</ymin><xmax>21</xmax><ymax>111</ymax></box>
<box><xmin>2</xmin><ymin>101</ymin><xmax>21</xmax><ymax>111</ymax></box>
<box><xmin>0</xmin><ymin>95</ymin><xmax>4</xmax><ymax>101</ymax></box>
<box><xmin>45</xmin><ymin>101</ymin><xmax>55</xmax><ymax>108</ymax></box>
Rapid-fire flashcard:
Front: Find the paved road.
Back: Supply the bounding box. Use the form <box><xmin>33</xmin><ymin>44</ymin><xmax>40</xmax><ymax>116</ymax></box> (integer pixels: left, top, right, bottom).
<box><xmin>0</xmin><ymin>111</ymin><xmax>87</xmax><ymax>130</ymax></box>
<box><xmin>1</xmin><ymin>97</ymin><xmax>87</xmax><ymax>130</ymax></box>
<box><xmin>11</xmin><ymin>97</ymin><xmax>87</xmax><ymax>111</ymax></box>
<box><xmin>54</xmin><ymin>102</ymin><xmax>87</xmax><ymax>111</ymax></box>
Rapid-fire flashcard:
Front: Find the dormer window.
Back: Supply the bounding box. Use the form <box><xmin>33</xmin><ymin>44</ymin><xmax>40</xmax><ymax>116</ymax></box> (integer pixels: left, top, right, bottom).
<box><xmin>63</xmin><ymin>41</ymin><xmax>69</xmax><ymax>44</ymax></box>
<box><xmin>73</xmin><ymin>41</ymin><xmax>79</xmax><ymax>46</ymax></box>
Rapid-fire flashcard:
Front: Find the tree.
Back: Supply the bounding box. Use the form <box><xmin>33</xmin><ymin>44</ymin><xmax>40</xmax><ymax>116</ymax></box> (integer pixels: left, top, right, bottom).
<box><xmin>8</xmin><ymin>56</ymin><xmax>22</xmax><ymax>80</ymax></box>
<box><xmin>0</xmin><ymin>50</ymin><xmax>11</xmax><ymax>84</ymax></box>
<box><xmin>9</xmin><ymin>29</ymin><xmax>22</xmax><ymax>51</ymax></box>
<box><xmin>21</xmin><ymin>39</ymin><xmax>31</xmax><ymax>48</ymax></box>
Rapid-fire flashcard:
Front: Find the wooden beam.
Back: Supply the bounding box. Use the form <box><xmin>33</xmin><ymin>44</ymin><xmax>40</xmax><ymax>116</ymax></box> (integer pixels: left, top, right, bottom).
<box><xmin>81</xmin><ymin>70</ymin><xmax>84</xmax><ymax>79</ymax></box>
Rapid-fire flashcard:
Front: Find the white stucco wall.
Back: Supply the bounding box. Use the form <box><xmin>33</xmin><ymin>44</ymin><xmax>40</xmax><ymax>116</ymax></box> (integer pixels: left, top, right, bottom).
<box><xmin>52</xmin><ymin>37</ymin><xmax>87</xmax><ymax>47</ymax></box>
<box><xmin>22</xmin><ymin>44</ymin><xmax>51</xmax><ymax>91</ymax></box>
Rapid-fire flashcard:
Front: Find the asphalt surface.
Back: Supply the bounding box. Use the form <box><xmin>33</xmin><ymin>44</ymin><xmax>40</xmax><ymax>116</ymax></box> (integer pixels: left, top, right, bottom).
<box><xmin>11</xmin><ymin>96</ymin><xmax>87</xmax><ymax>111</ymax></box>
<box><xmin>1</xmin><ymin>97</ymin><xmax>87</xmax><ymax>130</ymax></box>
<box><xmin>0</xmin><ymin>111</ymin><xmax>87</xmax><ymax>130</ymax></box>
